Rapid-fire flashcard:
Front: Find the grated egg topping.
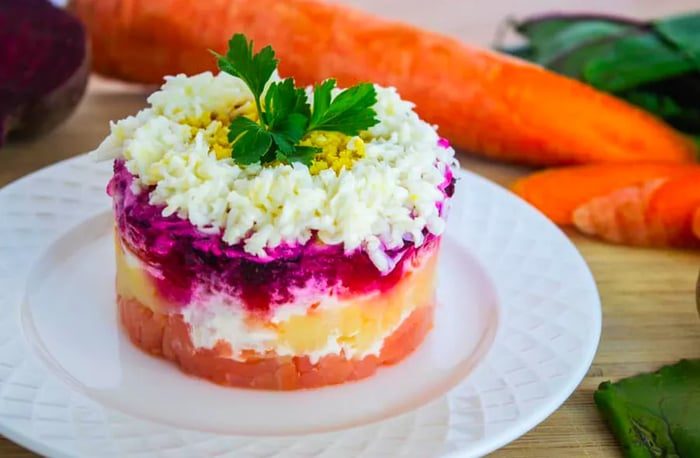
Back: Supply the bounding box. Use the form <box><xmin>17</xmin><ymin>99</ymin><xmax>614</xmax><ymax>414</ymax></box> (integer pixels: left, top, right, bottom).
<box><xmin>90</xmin><ymin>71</ymin><xmax>458</xmax><ymax>272</ymax></box>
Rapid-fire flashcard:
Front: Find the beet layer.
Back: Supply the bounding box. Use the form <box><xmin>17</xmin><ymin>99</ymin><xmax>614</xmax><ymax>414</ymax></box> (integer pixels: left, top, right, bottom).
<box><xmin>109</xmin><ymin>161</ymin><xmax>440</xmax><ymax>312</ymax></box>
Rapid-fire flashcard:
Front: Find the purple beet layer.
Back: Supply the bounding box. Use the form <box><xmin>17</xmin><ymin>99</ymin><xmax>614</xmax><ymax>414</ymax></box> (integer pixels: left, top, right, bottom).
<box><xmin>110</xmin><ymin>160</ymin><xmax>454</xmax><ymax>313</ymax></box>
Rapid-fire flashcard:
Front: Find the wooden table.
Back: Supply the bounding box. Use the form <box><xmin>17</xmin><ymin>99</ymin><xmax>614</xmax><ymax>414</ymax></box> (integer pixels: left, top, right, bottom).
<box><xmin>2</xmin><ymin>0</ymin><xmax>699</xmax><ymax>456</ymax></box>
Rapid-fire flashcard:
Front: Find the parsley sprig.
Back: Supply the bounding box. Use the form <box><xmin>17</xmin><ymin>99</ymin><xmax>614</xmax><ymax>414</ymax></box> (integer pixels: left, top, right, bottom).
<box><xmin>211</xmin><ymin>34</ymin><xmax>379</xmax><ymax>166</ymax></box>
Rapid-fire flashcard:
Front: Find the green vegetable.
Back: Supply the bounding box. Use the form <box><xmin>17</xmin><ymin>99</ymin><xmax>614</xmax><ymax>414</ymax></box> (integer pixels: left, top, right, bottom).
<box><xmin>656</xmin><ymin>14</ymin><xmax>700</xmax><ymax>69</ymax></box>
<box><xmin>226</xmin><ymin>117</ymin><xmax>272</xmax><ymax>165</ymax></box>
<box><xmin>307</xmin><ymin>79</ymin><xmax>378</xmax><ymax>134</ymax></box>
<box><xmin>496</xmin><ymin>12</ymin><xmax>700</xmax><ymax>141</ymax></box>
<box><xmin>212</xmin><ymin>34</ymin><xmax>277</xmax><ymax>117</ymax></box>
<box><xmin>620</xmin><ymin>89</ymin><xmax>700</xmax><ymax>133</ymax></box>
<box><xmin>531</xmin><ymin>21</ymin><xmax>633</xmax><ymax>77</ymax></box>
<box><xmin>594</xmin><ymin>359</ymin><xmax>700</xmax><ymax>457</ymax></box>
<box><xmin>500</xmin><ymin>13</ymin><xmax>645</xmax><ymax>69</ymax></box>
<box><xmin>582</xmin><ymin>32</ymin><xmax>696</xmax><ymax>92</ymax></box>
<box><xmin>212</xmin><ymin>33</ymin><xmax>378</xmax><ymax>166</ymax></box>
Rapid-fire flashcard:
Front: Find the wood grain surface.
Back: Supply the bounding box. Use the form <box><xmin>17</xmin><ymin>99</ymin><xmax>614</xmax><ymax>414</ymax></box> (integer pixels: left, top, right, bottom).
<box><xmin>2</xmin><ymin>0</ymin><xmax>699</xmax><ymax>456</ymax></box>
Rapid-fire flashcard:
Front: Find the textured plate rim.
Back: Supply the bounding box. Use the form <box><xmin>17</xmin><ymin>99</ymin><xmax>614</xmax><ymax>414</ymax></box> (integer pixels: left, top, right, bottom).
<box><xmin>440</xmin><ymin>171</ymin><xmax>601</xmax><ymax>458</ymax></box>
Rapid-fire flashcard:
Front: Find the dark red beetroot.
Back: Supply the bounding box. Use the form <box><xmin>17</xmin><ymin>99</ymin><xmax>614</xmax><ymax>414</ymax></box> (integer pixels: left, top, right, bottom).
<box><xmin>108</xmin><ymin>160</ymin><xmax>443</xmax><ymax>312</ymax></box>
<box><xmin>0</xmin><ymin>0</ymin><xmax>89</xmax><ymax>146</ymax></box>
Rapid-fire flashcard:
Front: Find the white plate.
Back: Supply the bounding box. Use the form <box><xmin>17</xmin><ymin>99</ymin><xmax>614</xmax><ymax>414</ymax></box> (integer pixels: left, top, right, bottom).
<box><xmin>0</xmin><ymin>155</ymin><xmax>601</xmax><ymax>458</ymax></box>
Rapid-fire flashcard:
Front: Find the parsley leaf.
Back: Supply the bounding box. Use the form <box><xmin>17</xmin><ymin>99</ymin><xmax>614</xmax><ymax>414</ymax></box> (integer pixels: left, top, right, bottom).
<box><xmin>212</xmin><ymin>34</ymin><xmax>277</xmax><ymax>105</ymax></box>
<box><xmin>264</xmin><ymin>79</ymin><xmax>310</xmax><ymax>130</ymax></box>
<box><xmin>212</xmin><ymin>33</ymin><xmax>378</xmax><ymax>167</ymax></box>
<box><xmin>307</xmin><ymin>80</ymin><xmax>379</xmax><ymax>135</ymax></box>
<box><xmin>270</xmin><ymin>113</ymin><xmax>308</xmax><ymax>154</ymax></box>
<box><xmin>309</xmin><ymin>79</ymin><xmax>336</xmax><ymax>127</ymax></box>
<box><xmin>264</xmin><ymin>79</ymin><xmax>311</xmax><ymax>160</ymax></box>
<box><xmin>227</xmin><ymin>117</ymin><xmax>272</xmax><ymax>164</ymax></box>
<box><xmin>263</xmin><ymin>79</ymin><xmax>312</xmax><ymax>158</ymax></box>
<box><xmin>287</xmin><ymin>146</ymin><xmax>321</xmax><ymax>165</ymax></box>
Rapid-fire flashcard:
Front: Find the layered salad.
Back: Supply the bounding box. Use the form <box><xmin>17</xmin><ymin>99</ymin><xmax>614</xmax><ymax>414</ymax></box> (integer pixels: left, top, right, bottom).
<box><xmin>91</xmin><ymin>34</ymin><xmax>458</xmax><ymax>390</ymax></box>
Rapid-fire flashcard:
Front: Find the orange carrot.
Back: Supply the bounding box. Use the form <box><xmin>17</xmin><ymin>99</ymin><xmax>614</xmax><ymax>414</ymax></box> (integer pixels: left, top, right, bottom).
<box><xmin>647</xmin><ymin>173</ymin><xmax>700</xmax><ymax>244</ymax></box>
<box><xmin>510</xmin><ymin>163</ymin><xmax>700</xmax><ymax>225</ymax></box>
<box><xmin>572</xmin><ymin>172</ymin><xmax>700</xmax><ymax>247</ymax></box>
<box><xmin>67</xmin><ymin>0</ymin><xmax>697</xmax><ymax>166</ymax></box>
<box><xmin>693</xmin><ymin>208</ymin><xmax>700</xmax><ymax>240</ymax></box>
<box><xmin>573</xmin><ymin>178</ymin><xmax>670</xmax><ymax>246</ymax></box>
<box><xmin>572</xmin><ymin>179</ymin><xmax>668</xmax><ymax>246</ymax></box>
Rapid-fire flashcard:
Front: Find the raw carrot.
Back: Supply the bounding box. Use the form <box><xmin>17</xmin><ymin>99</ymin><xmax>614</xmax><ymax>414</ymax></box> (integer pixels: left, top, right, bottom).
<box><xmin>647</xmin><ymin>173</ymin><xmax>700</xmax><ymax>245</ymax></box>
<box><xmin>572</xmin><ymin>179</ymin><xmax>669</xmax><ymax>246</ymax></box>
<box><xmin>67</xmin><ymin>0</ymin><xmax>697</xmax><ymax>166</ymax></box>
<box><xmin>510</xmin><ymin>163</ymin><xmax>700</xmax><ymax>225</ymax></box>
<box><xmin>572</xmin><ymin>172</ymin><xmax>700</xmax><ymax>247</ymax></box>
<box><xmin>693</xmin><ymin>208</ymin><xmax>700</xmax><ymax>240</ymax></box>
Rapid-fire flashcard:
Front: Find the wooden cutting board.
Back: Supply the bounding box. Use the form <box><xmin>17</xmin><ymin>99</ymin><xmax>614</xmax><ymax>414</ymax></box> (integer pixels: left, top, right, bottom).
<box><xmin>1</xmin><ymin>0</ymin><xmax>699</xmax><ymax>456</ymax></box>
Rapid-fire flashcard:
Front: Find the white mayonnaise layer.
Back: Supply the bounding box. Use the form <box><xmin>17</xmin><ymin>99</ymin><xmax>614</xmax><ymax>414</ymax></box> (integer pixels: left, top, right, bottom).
<box><xmin>180</xmin><ymin>292</ymin><xmax>412</xmax><ymax>364</ymax></box>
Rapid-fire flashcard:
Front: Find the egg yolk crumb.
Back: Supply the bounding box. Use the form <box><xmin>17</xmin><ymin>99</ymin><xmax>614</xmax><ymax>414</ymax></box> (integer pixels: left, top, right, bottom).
<box><xmin>181</xmin><ymin>111</ymin><xmax>366</xmax><ymax>173</ymax></box>
<box><xmin>303</xmin><ymin>131</ymin><xmax>365</xmax><ymax>175</ymax></box>
<box><xmin>179</xmin><ymin>102</ymin><xmax>258</xmax><ymax>160</ymax></box>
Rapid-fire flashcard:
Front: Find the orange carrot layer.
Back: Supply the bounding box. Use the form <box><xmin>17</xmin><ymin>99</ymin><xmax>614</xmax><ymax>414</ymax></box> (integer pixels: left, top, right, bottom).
<box><xmin>119</xmin><ymin>295</ymin><xmax>433</xmax><ymax>390</ymax></box>
<box><xmin>572</xmin><ymin>172</ymin><xmax>700</xmax><ymax>248</ymax></box>
<box><xmin>67</xmin><ymin>0</ymin><xmax>697</xmax><ymax>166</ymax></box>
<box><xmin>511</xmin><ymin>163</ymin><xmax>700</xmax><ymax>225</ymax></box>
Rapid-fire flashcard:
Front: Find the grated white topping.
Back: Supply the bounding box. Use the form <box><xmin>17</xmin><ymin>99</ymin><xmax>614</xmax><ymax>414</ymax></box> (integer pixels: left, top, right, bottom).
<box><xmin>91</xmin><ymin>71</ymin><xmax>458</xmax><ymax>272</ymax></box>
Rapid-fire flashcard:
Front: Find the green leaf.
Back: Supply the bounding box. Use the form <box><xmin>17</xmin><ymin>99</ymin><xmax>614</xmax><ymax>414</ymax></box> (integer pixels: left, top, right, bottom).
<box><xmin>495</xmin><ymin>45</ymin><xmax>536</xmax><ymax>60</ymax></box>
<box><xmin>274</xmin><ymin>149</ymin><xmax>288</xmax><ymax>163</ymax></box>
<box><xmin>213</xmin><ymin>33</ymin><xmax>278</xmax><ymax>102</ymax></box>
<box><xmin>583</xmin><ymin>32</ymin><xmax>696</xmax><ymax>92</ymax></box>
<box><xmin>260</xmin><ymin>144</ymin><xmax>278</xmax><ymax>165</ymax></box>
<box><xmin>211</xmin><ymin>33</ymin><xmax>378</xmax><ymax>167</ymax></box>
<box><xmin>508</xmin><ymin>13</ymin><xmax>648</xmax><ymax>58</ymax></box>
<box><xmin>594</xmin><ymin>359</ymin><xmax>700</xmax><ymax>458</ymax></box>
<box><xmin>622</xmin><ymin>90</ymin><xmax>685</xmax><ymax>117</ymax></box>
<box><xmin>269</xmin><ymin>109</ymin><xmax>314</xmax><ymax>165</ymax></box>
<box><xmin>692</xmin><ymin>136</ymin><xmax>700</xmax><ymax>152</ymax></box>
<box><xmin>309</xmin><ymin>79</ymin><xmax>336</xmax><ymax>129</ymax></box>
<box><xmin>499</xmin><ymin>13</ymin><xmax>697</xmax><ymax>91</ymax></box>
<box><xmin>270</xmin><ymin>133</ymin><xmax>295</xmax><ymax>155</ymax></box>
<box><xmin>270</xmin><ymin>113</ymin><xmax>308</xmax><ymax>153</ymax></box>
<box><xmin>307</xmin><ymin>82</ymin><xmax>379</xmax><ymax>135</ymax></box>
<box><xmin>621</xmin><ymin>89</ymin><xmax>700</xmax><ymax>133</ymax></box>
<box><xmin>286</xmin><ymin>146</ymin><xmax>320</xmax><ymax>166</ymax></box>
<box><xmin>534</xmin><ymin>22</ymin><xmax>635</xmax><ymax>75</ymax></box>
<box><xmin>264</xmin><ymin>79</ymin><xmax>310</xmax><ymax>130</ymax></box>
<box><xmin>654</xmin><ymin>13</ymin><xmax>700</xmax><ymax>70</ymax></box>
<box><xmin>227</xmin><ymin>116</ymin><xmax>272</xmax><ymax>164</ymax></box>
<box><xmin>513</xmin><ymin>13</ymin><xmax>646</xmax><ymax>47</ymax></box>
<box><xmin>515</xmin><ymin>16</ymin><xmax>580</xmax><ymax>46</ymax></box>
<box><xmin>269</xmin><ymin>134</ymin><xmax>293</xmax><ymax>155</ymax></box>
